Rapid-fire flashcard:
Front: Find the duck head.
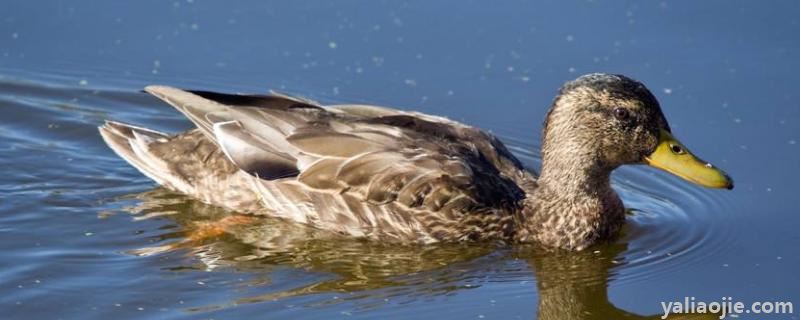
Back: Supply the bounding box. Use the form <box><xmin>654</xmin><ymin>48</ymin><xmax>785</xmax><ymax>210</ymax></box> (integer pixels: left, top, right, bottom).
<box><xmin>523</xmin><ymin>73</ymin><xmax>732</xmax><ymax>250</ymax></box>
<box><xmin>539</xmin><ymin>73</ymin><xmax>733</xmax><ymax>190</ymax></box>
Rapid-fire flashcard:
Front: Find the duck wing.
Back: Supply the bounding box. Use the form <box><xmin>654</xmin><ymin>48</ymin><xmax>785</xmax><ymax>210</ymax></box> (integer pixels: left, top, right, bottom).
<box><xmin>143</xmin><ymin>86</ymin><xmax>534</xmax><ymax>240</ymax></box>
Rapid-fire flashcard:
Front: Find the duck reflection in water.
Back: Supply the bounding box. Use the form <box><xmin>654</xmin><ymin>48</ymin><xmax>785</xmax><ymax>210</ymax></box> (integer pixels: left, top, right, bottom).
<box><xmin>122</xmin><ymin>189</ymin><xmax>715</xmax><ymax>319</ymax></box>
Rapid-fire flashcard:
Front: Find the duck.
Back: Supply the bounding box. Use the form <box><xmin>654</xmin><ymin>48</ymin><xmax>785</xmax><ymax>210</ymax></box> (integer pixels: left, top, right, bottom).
<box><xmin>99</xmin><ymin>73</ymin><xmax>733</xmax><ymax>250</ymax></box>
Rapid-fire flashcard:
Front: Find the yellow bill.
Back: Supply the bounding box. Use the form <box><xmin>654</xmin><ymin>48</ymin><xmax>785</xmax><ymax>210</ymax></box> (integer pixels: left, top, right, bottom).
<box><xmin>644</xmin><ymin>129</ymin><xmax>734</xmax><ymax>190</ymax></box>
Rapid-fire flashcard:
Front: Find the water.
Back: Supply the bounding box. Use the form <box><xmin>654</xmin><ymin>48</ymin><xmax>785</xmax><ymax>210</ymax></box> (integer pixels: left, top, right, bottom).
<box><xmin>1</xmin><ymin>1</ymin><xmax>799</xmax><ymax>319</ymax></box>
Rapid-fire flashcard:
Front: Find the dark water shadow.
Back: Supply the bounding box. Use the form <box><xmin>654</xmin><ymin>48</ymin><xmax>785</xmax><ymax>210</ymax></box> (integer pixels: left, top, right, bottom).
<box><xmin>119</xmin><ymin>188</ymin><xmax>716</xmax><ymax>319</ymax></box>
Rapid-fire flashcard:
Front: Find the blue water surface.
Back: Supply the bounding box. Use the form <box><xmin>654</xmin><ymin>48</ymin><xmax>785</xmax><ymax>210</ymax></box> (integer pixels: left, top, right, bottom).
<box><xmin>1</xmin><ymin>1</ymin><xmax>798</xmax><ymax>319</ymax></box>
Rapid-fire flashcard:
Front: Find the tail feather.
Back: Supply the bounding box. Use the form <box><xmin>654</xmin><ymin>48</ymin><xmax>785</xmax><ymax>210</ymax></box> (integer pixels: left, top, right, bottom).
<box><xmin>98</xmin><ymin>121</ymin><xmax>193</xmax><ymax>193</ymax></box>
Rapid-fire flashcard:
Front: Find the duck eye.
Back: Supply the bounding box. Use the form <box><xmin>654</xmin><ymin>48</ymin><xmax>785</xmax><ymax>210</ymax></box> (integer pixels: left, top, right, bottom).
<box><xmin>669</xmin><ymin>143</ymin><xmax>685</xmax><ymax>154</ymax></box>
<box><xmin>613</xmin><ymin>108</ymin><xmax>630</xmax><ymax>120</ymax></box>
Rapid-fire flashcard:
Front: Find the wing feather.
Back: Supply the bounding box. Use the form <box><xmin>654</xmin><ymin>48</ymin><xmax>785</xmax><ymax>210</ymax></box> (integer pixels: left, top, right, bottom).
<box><xmin>286</xmin><ymin>130</ymin><xmax>387</xmax><ymax>157</ymax></box>
<box><xmin>297</xmin><ymin>157</ymin><xmax>346</xmax><ymax>189</ymax></box>
<box><xmin>213</xmin><ymin>121</ymin><xmax>299</xmax><ymax>180</ymax></box>
<box><xmin>142</xmin><ymin>86</ymin><xmax>530</xmax><ymax>238</ymax></box>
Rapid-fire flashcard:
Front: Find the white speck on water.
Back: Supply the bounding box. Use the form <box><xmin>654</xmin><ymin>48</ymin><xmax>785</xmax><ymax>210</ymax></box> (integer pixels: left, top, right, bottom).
<box><xmin>733</xmin><ymin>118</ymin><xmax>742</xmax><ymax>123</ymax></box>
<box><xmin>447</xmin><ymin>90</ymin><xmax>454</xmax><ymax>96</ymax></box>
<box><xmin>766</xmin><ymin>187</ymin><xmax>772</xmax><ymax>192</ymax></box>
<box><xmin>568</xmin><ymin>67</ymin><xmax>576</xmax><ymax>73</ymax></box>
<box><xmin>478</xmin><ymin>315</ymin><xmax>485</xmax><ymax>319</ymax></box>
<box><xmin>190</xmin><ymin>23</ymin><xmax>199</xmax><ymax>30</ymax></box>
<box><xmin>138</xmin><ymin>307</ymin><xmax>144</xmax><ymax>311</ymax></box>
<box><xmin>114</xmin><ymin>303</ymin><xmax>122</xmax><ymax>307</ymax></box>
<box><xmin>507</xmin><ymin>66</ymin><xmax>514</xmax><ymax>72</ymax></box>
<box><xmin>518</xmin><ymin>76</ymin><xmax>530</xmax><ymax>82</ymax></box>
<box><xmin>789</xmin><ymin>139</ymin><xmax>796</xmax><ymax>145</ymax></box>
<box><xmin>663</xmin><ymin>88</ymin><xmax>673</xmax><ymax>94</ymax></box>
<box><xmin>34</xmin><ymin>279</ymin><xmax>40</xmax><ymax>284</ymax></box>
<box><xmin>84</xmin><ymin>232</ymin><xmax>93</xmax><ymax>236</ymax></box>
<box><xmin>566</xmin><ymin>34</ymin><xmax>574</xmax><ymax>42</ymax></box>
<box><xmin>332</xmin><ymin>87</ymin><xmax>340</xmax><ymax>95</ymax></box>
<box><xmin>328</xmin><ymin>41</ymin><xmax>337</xmax><ymax>49</ymax></box>
<box><xmin>777</xmin><ymin>256</ymin><xmax>782</xmax><ymax>260</ymax></box>
<box><xmin>11</xmin><ymin>32</ymin><xmax>19</xmax><ymax>39</ymax></box>
<box><xmin>197</xmin><ymin>281</ymin><xmax>205</xmax><ymax>285</ymax></box>
<box><xmin>79</xmin><ymin>79</ymin><xmax>88</xmax><ymax>86</ymax></box>
<box><xmin>404</xmin><ymin>79</ymin><xmax>417</xmax><ymax>86</ymax></box>
<box><xmin>355</xmin><ymin>67</ymin><xmax>363</xmax><ymax>73</ymax></box>
<box><xmin>739</xmin><ymin>145</ymin><xmax>748</xmax><ymax>150</ymax></box>
<box><xmin>722</xmin><ymin>263</ymin><xmax>729</xmax><ymax>267</ymax></box>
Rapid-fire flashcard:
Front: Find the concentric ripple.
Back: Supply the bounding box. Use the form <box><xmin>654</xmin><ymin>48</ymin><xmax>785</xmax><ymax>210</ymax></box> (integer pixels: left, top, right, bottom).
<box><xmin>611</xmin><ymin>166</ymin><xmax>737</xmax><ymax>285</ymax></box>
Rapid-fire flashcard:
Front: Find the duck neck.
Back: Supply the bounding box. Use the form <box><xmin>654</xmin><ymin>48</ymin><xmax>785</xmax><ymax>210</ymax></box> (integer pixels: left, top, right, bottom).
<box><xmin>517</xmin><ymin>141</ymin><xmax>625</xmax><ymax>250</ymax></box>
<box><xmin>539</xmin><ymin>151</ymin><xmax>613</xmax><ymax>197</ymax></box>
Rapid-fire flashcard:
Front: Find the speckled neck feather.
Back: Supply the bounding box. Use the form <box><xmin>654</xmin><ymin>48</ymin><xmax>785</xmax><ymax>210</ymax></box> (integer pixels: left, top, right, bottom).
<box><xmin>515</xmin><ymin>83</ymin><xmax>627</xmax><ymax>250</ymax></box>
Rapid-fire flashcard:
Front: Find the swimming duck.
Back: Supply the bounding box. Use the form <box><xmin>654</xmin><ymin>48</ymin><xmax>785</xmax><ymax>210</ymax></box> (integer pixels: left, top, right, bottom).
<box><xmin>99</xmin><ymin>73</ymin><xmax>732</xmax><ymax>250</ymax></box>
